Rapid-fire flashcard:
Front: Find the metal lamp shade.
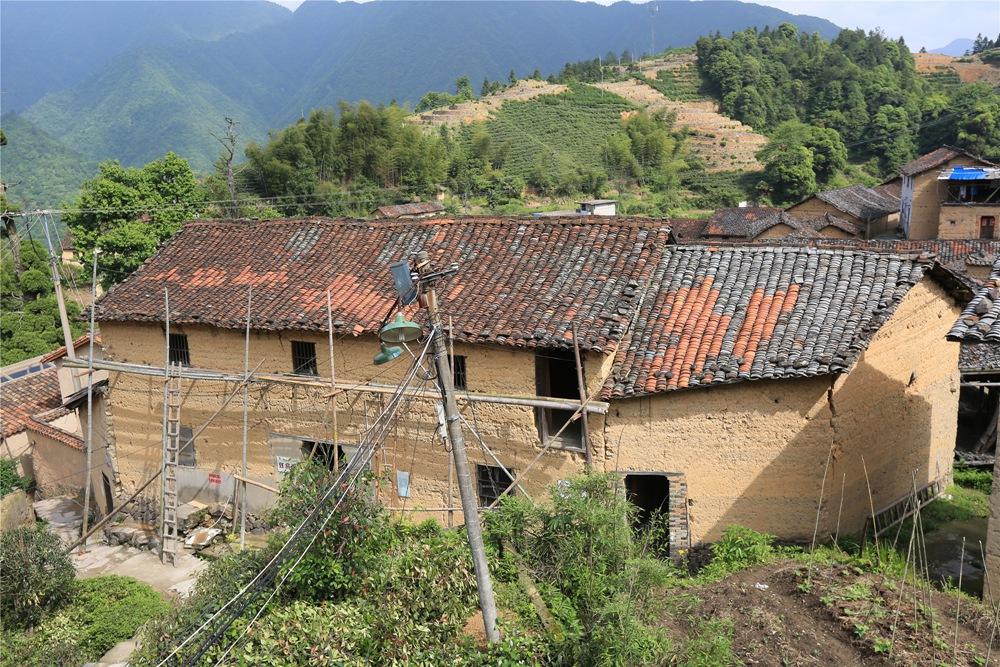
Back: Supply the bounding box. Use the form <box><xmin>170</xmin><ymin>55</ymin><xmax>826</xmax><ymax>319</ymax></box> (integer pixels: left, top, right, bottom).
<box><xmin>373</xmin><ymin>342</ymin><xmax>403</xmax><ymax>365</ymax></box>
<box><xmin>379</xmin><ymin>313</ymin><xmax>423</xmax><ymax>343</ymax></box>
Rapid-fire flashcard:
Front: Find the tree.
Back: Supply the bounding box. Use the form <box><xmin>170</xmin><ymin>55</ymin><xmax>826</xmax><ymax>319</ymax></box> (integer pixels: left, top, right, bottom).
<box><xmin>757</xmin><ymin>143</ymin><xmax>816</xmax><ymax>205</ymax></box>
<box><xmin>64</xmin><ymin>152</ymin><xmax>205</xmax><ymax>287</ymax></box>
<box><xmin>508</xmin><ymin>69</ymin><xmax>517</xmax><ymax>85</ymax></box>
<box><xmin>455</xmin><ymin>75</ymin><xmax>474</xmax><ymax>100</ymax></box>
<box><xmin>758</xmin><ymin>121</ymin><xmax>847</xmax><ymax>188</ymax></box>
<box><xmin>869</xmin><ymin>104</ymin><xmax>916</xmax><ymax>174</ymax></box>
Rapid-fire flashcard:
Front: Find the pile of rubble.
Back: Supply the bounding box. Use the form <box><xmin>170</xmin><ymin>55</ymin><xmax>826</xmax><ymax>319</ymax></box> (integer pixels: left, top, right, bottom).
<box><xmin>104</xmin><ymin>499</ymin><xmax>267</xmax><ymax>553</ymax></box>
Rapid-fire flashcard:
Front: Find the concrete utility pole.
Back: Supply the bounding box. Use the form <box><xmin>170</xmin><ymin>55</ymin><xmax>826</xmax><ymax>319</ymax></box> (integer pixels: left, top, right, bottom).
<box><xmin>39</xmin><ymin>212</ymin><xmax>76</xmax><ymax>358</ymax></box>
<box><xmin>80</xmin><ymin>247</ymin><xmax>100</xmax><ymax>552</ymax></box>
<box><xmin>415</xmin><ymin>250</ymin><xmax>500</xmax><ymax>644</ymax></box>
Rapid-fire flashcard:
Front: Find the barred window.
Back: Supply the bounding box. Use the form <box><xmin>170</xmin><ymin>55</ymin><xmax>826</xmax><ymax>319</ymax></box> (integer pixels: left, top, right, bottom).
<box><xmin>168</xmin><ymin>334</ymin><xmax>191</xmax><ymax>366</ymax></box>
<box><xmin>291</xmin><ymin>341</ymin><xmax>318</xmax><ymax>376</ymax></box>
<box><xmin>476</xmin><ymin>464</ymin><xmax>514</xmax><ymax>507</ymax></box>
<box><xmin>452</xmin><ymin>355</ymin><xmax>468</xmax><ymax>390</ymax></box>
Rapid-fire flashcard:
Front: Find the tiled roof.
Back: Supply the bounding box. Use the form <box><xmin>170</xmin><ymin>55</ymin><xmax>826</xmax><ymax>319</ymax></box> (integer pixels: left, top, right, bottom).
<box><xmin>25</xmin><ymin>416</ymin><xmax>83</xmax><ymax>450</ymax></box>
<box><xmin>94</xmin><ymin>217</ymin><xmax>671</xmax><ymax>352</ymax></box>
<box><xmin>948</xmin><ymin>258</ymin><xmax>1000</xmax><ymax>343</ymax></box>
<box><xmin>39</xmin><ymin>333</ymin><xmax>100</xmax><ymax>364</ymax></box>
<box><xmin>1</xmin><ymin>368</ymin><xmax>65</xmax><ymax>439</ymax></box>
<box><xmin>959</xmin><ymin>343</ymin><xmax>1000</xmax><ymax>373</ymax></box>
<box><xmin>898</xmin><ymin>146</ymin><xmax>994</xmax><ymax>177</ymax></box>
<box><xmin>375</xmin><ymin>202</ymin><xmax>445</xmax><ymax>218</ymax></box>
<box><xmin>814</xmin><ymin>185</ymin><xmax>900</xmax><ymax>222</ymax></box>
<box><xmin>668</xmin><ymin>218</ymin><xmax>708</xmax><ymax>243</ymax></box>
<box><xmin>604</xmin><ymin>246</ymin><xmax>930</xmax><ymax>397</ymax></box>
<box><xmin>702</xmin><ymin>207</ymin><xmax>783</xmax><ymax>237</ymax></box>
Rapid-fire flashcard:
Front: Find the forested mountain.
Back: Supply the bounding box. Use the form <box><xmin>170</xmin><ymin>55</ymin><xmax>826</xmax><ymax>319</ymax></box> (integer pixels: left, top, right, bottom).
<box><xmin>0</xmin><ymin>114</ymin><xmax>95</xmax><ymax>207</ymax></box>
<box><xmin>0</xmin><ymin>1</ymin><xmax>290</xmax><ymax>112</ymax></box>
<box><xmin>2</xmin><ymin>0</ymin><xmax>839</xmax><ymax>201</ymax></box>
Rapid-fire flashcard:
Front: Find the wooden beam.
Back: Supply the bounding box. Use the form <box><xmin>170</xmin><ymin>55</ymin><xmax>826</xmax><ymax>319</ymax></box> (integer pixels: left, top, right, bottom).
<box><xmin>64</xmin><ymin>357</ymin><xmax>610</xmax><ymax>414</ymax></box>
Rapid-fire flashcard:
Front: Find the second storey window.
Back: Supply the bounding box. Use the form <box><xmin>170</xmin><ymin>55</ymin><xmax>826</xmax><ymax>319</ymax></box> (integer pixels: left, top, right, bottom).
<box><xmin>477</xmin><ymin>464</ymin><xmax>515</xmax><ymax>507</ymax></box>
<box><xmin>168</xmin><ymin>333</ymin><xmax>191</xmax><ymax>366</ymax></box>
<box><xmin>291</xmin><ymin>341</ymin><xmax>318</xmax><ymax>376</ymax></box>
<box><xmin>452</xmin><ymin>355</ymin><xmax>467</xmax><ymax>390</ymax></box>
<box><xmin>535</xmin><ymin>349</ymin><xmax>583</xmax><ymax>450</ymax></box>
<box><xmin>981</xmin><ymin>216</ymin><xmax>996</xmax><ymax>240</ymax></box>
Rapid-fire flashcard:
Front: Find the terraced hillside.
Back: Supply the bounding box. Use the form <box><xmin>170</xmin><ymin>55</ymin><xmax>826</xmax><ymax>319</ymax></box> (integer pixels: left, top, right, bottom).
<box><xmin>409</xmin><ymin>79</ymin><xmax>568</xmax><ymax>128</ymax></box>
<box><xmin>914</xmin><ymin>51</ymin><xmax>1000</xmax><ymax>86</ymax></box>
<box><xmin>461</xmin><ymin>83</ymin><xmax>633</xmax><ymax>180</ymax></box>
<box><xmin>595</xmin><ymin>77</ymin><xmax>766</xmax><ymax>172</ymax></box>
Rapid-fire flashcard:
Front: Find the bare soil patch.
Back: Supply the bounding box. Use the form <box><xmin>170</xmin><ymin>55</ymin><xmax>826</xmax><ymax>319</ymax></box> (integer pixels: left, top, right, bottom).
<box><xmin>914</xmin><ymin>52</ymin><xmax>1000</xmax><ymax>85</ymax></box>
<box><xmin>409</xmin><ymin>80</ymin><xmax>567</xmax><ymax>128</ymax></box>
<box><xmin>664</xmin><ymin>559</ymin><xmax>994</xmax><ymax>666</ymax></box>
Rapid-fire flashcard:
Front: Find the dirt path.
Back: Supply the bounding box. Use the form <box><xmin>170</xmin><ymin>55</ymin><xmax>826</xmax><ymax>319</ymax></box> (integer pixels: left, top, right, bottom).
<box><xmin>594</xmin><ymin>78</ymin><xmax>767</xmax><ymax>172</ymax></box>
<box><xmin>409</xmin><ymin>80</ymin><xmax>567</xmax><ymax>128</ymax></box>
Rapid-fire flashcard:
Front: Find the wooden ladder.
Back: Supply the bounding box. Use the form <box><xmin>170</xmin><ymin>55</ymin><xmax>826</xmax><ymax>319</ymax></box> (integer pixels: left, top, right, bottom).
<box><xmin>867</xmin><ymin>477</ymin><xmax>947</xmax><ymax>539</ymax></box>
<box><xmin>160</xmin><ymin>363</ymin><xmax>182</xmax><ymax>566</ymax></box>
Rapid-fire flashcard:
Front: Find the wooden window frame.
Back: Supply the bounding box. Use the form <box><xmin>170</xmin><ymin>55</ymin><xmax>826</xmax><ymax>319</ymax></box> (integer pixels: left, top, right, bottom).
<box><xmin>168</xmin><ymin>333</ymin><xmax>191</xmax><ymax>367</ymax></box>
<box><xmin>291</xmin><ymin>340</ymin><xmax>319</xmax><ymax>376</ymax></box>
<box><xmin>476</xmin><ymin>464</ymin><xmax>515</xmax><ymax>507</ymax></box>
<box><xmin>452</xmin><ymin>354</ymin><xmax>468</xmax><ymax>390</ymax></box>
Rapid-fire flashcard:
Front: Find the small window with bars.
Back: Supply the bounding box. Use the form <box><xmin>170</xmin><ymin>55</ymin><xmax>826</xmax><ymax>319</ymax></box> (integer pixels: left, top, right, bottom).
<box><xmin>452</xmin><ymin>355</ymin><xmax>467</xmax><ymax>390</ymax></box>
<box><xmin>291</xmin><ymin>341</ymin><xmax>318</xmax><ymax>376</ymax></box>
<box><xmin>476</xmin><ymin>464</ymin><xmax>515</xmax><ymax>508</ymax></box>
<box><xmin>168</xmin><ymin>333</ymin><xmax>191</xmax><ymax>366</ymax></box>
<box><xmin>178</xmin><ymin>425</ymin><xmax>196</xmax><ymax>467</ymax></box>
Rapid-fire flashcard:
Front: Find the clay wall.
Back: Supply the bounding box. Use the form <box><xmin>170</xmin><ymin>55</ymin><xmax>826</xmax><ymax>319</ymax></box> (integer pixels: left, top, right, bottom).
<box><xmin>786</xmin><ymin>198</ymin><xmax>865</xmax><ymax>227</ymax></box>
<box><xmin>907</xmin><ymin>156</ymin><xmax>985</xmax><ymax>239</ymax></box>
<box><xmin>100</xmin><ymin>321</ymin><xmax>604</xmax><ymax>518</ymax></box>
<box><xmin>606</xmin><ymin>278</ymin><xmax>960</xmax><ymax>543</ymax></box>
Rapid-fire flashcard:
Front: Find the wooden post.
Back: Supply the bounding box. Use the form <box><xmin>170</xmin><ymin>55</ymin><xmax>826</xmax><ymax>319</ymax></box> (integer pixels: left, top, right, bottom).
<box><xmin>159</xmin><ymin>289</ymin><xmax>170</xmax><ymax>562</ymax></box>
<box><xmin>571</xmin><ymin>323</ymin><xmax>592</xmax><ymax>469</ymax></box>
<box><xmin>448</xmin><ymin>315</ymin><xmax>455</xmax><ymax>528</ymax></box>
<box><xmin>240</xmin><ymin>286</ymin><xmax>251</xmax><ymax>548</ymax></box>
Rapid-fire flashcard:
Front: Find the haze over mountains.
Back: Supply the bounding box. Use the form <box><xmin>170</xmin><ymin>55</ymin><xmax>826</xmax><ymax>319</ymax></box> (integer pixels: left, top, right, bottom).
<box><xmin>2</xmin><ymin>0</ymin><xmax>838</xmax><ymax>205</ymax></box>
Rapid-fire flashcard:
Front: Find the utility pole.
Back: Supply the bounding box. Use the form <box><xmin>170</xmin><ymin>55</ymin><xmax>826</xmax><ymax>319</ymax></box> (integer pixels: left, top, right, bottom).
<box><xmin>414</xmin><ymin>250</ymin><xmax>500</xmax><ymax>644</ymax></box>
<box><xmin>80</xmin><ymin>247</ymin><xmax>100</xmax><ymax>552</ymax></box>
<box><xmin>240</xmin><ymin>286</ymin><xmax>251</xmax><ymax>548</ymax></box>
<box><xmin>40</xmin><ymin>212</ymin><xmax>76</xmax><ymax>359</ymax></box>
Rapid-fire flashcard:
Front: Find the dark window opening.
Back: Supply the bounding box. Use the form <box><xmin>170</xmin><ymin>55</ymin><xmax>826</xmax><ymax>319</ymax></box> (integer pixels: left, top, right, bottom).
<box><xmin>624</xmin><ymin>473</ymin><xmax>670</xmax><ymax>553</ymax></box>
<box><xmin>535</xmin><ymin>349</ymin><xmax>583</xmax><ymax>449</ymax></box>
<box><xmin>178</xmin><ymin>425</ymin><xmax>196</xmax><ymax>467</ymax></box>
<box><xmin>101</xmin><ymin>472</ymin><xmax>114</xmax><ymax>513</ymax></box>
<box><xmin>291</xmin><ymin>341</ymin><xmax>318</xmax><ymax>376</ymax></box>
<box><xmin>477</xmin><ymin>464</ymin><xmax>515</xmax><ymax>507</ymax></box>
<box><xmin>302</xmin><ymin>440</ymin><xmax>347</xmax><ymax>471</ymax></box>
<box><xmin>452</xmin><ymin>355</ymin><xmax>467</xmax><ymax>390</ymax></box>
<box><xmin>168</xmin><ymin>333</ymin><xmax>191</xmax><ymax>366</ymax></box>
<box><xmin>981</xmin><ymin>216</ymin><xmax>996</xmax><ymax>240</ymax></box>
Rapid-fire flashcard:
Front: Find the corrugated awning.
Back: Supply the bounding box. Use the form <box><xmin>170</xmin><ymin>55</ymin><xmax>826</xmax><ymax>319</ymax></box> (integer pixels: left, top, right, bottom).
<box><xmin>940</xmin><ymin>166</ymin><xmax>1000</xmax><ymax>181</ymax></box>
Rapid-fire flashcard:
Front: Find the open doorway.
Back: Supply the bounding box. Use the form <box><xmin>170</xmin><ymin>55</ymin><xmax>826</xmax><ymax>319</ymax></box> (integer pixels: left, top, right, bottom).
<box><xmin>301</xmin><ymin>440</ymin><xmax>348</xmax><ymax>471</ymax></box>
<box><xmin>624</xmin><ymin>473</ymin><xmax>670</xmax><ymax>552</ymax></box>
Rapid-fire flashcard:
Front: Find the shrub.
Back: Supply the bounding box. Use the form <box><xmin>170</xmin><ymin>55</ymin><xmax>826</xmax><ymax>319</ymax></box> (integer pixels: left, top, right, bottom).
<box><xmin>0</xmin><ymin>458</ymin><xmax>30</xmax><ymax>497</ymax></box>
<box><xmin>0</xmin><ymin>524</ymin><xmax>75</xmax><ymax>629</ymax></box>
<box><xmin>954</xmin><ymin>465</ymin><xmax>993</xmax><ymax>495</ymax></box>
<box><xmin>0</xmin><ymin>576</ymin><xmax>168</xmax><ymax>666</ymax></box>
<box><xmin>700</xmin><ymin>525</ymin><xmax>775</xmax><ymax>580</ymax></box>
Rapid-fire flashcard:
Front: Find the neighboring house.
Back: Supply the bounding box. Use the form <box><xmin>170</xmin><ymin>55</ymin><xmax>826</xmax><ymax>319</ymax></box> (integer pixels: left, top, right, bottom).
<box><xmin>0</xmin><ymin>335</ymin><xmax>115</xmax><ymax>511</ymax></box>
<box><xmin>936</xmin><ymin>165</ymin><xmax>1000</xmax><ymax>239</ymax></box>
<box><xmin>91</xmin><ymin>217</ymin><xmax>962</xmax><ymax>551</ymax></box>
<box><xmin>700</xmin><ymin>207</ymin><xmax>862</xmax><ymax>241</ymax></box>
<box><xmin>374</xmin><ymin>202</ymin><xmax>445</xmax><ymax>219</ymax></box>
<box><xmin>898</xmin><ymin>146</ymin><xmax>997</xmax><ymax>239</ymax></box>
<box><xmin>577</xmin><ymin>199</ymin><xmax>617</xmax><ymax>216</ymax></box>
<box><xmin>946</xmin><ymin>257</ymin><xmax>1000</xmax><ymax>601</ymax></box>
<box><xmin>786</xmin><ymin>184</ymin><xmax>900</xmax><ymax>239</ymax></box>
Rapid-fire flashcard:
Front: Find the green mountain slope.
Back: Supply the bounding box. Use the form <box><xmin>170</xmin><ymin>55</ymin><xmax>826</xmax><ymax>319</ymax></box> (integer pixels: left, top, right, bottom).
<box><xmin>0</xmin><ymin>113</ymin><xmax>96</xmax><ymax>207</ymax></box>
<box><xmin>12</xmin><ymin>1</ymin><xmax>840</xmax><ymax>177</ymax></box>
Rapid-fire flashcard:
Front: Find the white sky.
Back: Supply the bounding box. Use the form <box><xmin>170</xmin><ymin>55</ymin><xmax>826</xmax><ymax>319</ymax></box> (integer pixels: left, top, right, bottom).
<box><xmin>268</xmin><ymin>0</ymin><xmax>999</xmax><ymax>51</ymax></box>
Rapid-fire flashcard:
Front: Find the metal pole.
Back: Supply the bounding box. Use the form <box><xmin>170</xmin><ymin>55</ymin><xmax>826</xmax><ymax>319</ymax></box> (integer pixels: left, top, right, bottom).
<box><xmin>417</xmin><ymin>250</ymin><xmax>500</xmax><ymax>644</ymax></box>
<box><xmin>240</xmin><ymin>286</ymin><xmax>251</xmax><ymax>548</ymax></box>
<box><xmin>39</xmin><ymin>213</ymin><xmax>76</xmax><ymax>360</ymax></box>
<box><xmin>327</xmin><ymin>290</ymin><xmax>339</xmax><ymax>471</ymax></box>
<box><xmin>79</xmin><ymin>248</ymin><xmax>100</xmax><ymax>552</ymax></box>
<box><xmin>571</xmin><ymin>323</ymin><xmax>592</xmax><ymax>469</ymax></box>
<box><xmin>159</xmin><ymin>289</ymin><xmax>170</xmax><ymax>562</ymax></box>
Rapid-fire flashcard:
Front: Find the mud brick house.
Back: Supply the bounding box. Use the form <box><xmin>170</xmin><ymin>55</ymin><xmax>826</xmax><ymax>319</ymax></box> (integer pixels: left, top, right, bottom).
<box><xmin>899</xmin><ymin>146</ymin><xmax>998</xmax><ymax>240</ymax></box>
<box><xmin>91</xmin><ymin>217</ymin><xmax>964</xmax><ymax>552</ymax></box>
<box><xmin>696</xmin><ymin>207</ymin><xmax>863</xmax><ymax>241</ymax></box>
<box><xmin>786</xmin><ymin>184</ymin><xmax>900</xmax><ymax>239</ymax></box>
<box><xmin>947</xmin><ymin>257</ymin><xmax>1000</xmax><ymax>600</ymax></box>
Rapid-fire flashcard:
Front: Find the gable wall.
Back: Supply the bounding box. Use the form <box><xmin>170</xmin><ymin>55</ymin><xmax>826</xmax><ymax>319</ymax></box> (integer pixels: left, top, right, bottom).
<box><xmin>604</xmin><ymin>277</ymin><xmax>960</xmax><ymax>543</ymax></box>
<box><xmin>786</xmin><ymin>197</ymin><xmax>864</xmax><ymax>226</ymax></box>
<box><xmin>909</xmin><ymin>156</ymin><xmax>989</xmax><ymax>239</ymax></box>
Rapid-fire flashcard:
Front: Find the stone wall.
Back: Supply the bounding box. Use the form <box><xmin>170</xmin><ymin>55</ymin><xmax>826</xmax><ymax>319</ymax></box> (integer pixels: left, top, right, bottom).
<box><xmin>987</xmin><ymin>456</ymin><xmax>1000</xmax><ymax>602</ymax></box>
